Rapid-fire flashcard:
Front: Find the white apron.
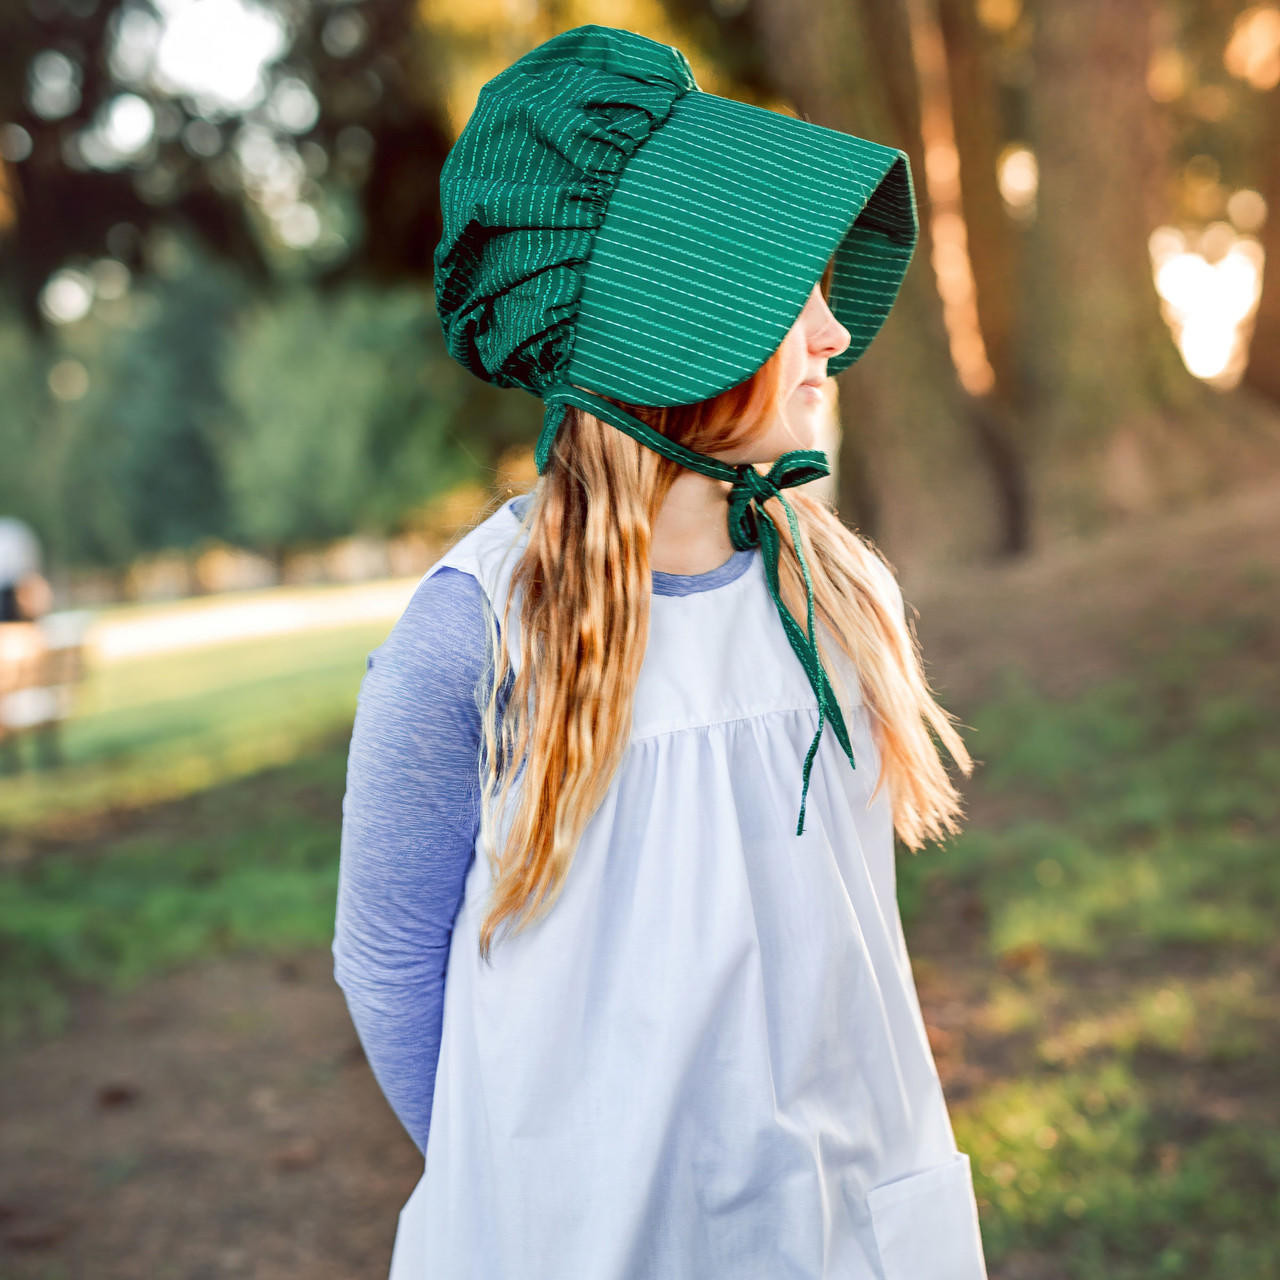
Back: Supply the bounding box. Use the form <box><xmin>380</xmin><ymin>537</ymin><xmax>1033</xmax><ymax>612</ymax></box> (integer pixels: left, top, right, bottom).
<box><xmin>387</xmin><ymin>497</ymin><xmax>988</xmax><ymax>1279</ymax></box>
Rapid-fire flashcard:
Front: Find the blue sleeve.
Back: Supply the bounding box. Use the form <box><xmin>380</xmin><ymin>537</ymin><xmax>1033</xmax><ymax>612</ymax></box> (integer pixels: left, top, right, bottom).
<box><xmin>332</xmin><ymin>564</ymin><xmax>509</xmax><ymax>1156</ymax></box>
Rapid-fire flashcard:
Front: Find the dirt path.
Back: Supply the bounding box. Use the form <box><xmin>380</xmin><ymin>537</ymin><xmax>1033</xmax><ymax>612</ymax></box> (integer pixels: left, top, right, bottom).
<box><xmin>86</xmin><ymin>577</ymin><xmax>422</xmax><ymax>665</ymax></box>
<box><xmin>0</xmin><ymin>948</ymin><xmax>421</xmax><ymax>1280</ymax></box>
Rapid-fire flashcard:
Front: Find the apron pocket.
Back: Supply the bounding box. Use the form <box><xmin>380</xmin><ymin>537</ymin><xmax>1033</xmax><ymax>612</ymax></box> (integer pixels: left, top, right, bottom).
<box><xmin>866</xmin><ymin>1150</ymin><xmax>989</xmax><ymax>1280</ymax></box>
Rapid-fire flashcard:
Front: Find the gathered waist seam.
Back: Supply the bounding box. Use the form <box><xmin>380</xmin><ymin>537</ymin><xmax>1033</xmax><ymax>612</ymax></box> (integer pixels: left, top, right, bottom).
<box><xmin>629</xmin><ymin>699</ymin><xmax>867</xmax><ymax>745</ymax></box>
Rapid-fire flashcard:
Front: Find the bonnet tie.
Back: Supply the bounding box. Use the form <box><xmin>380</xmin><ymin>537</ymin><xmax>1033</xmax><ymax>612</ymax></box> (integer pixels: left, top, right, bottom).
<box><xmin>540</xmin><ymin>383</ymin><xmax>856</xmax><ymax>836</ymax></box>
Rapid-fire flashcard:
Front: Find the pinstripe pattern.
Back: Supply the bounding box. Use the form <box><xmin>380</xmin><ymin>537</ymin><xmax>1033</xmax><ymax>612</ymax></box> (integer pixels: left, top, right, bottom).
<box><xmin>571</xmin><ymin>91</ymin><xmax>916</xmax><ymax>404</ymax></box>
<box><xmin>434</xmin><ymin>27</ymin><xmax>695</xmax><ymax>396</ymax></box>
<box><xmin>434</xmin><ymin>23</ymin><xmax>918</xmax><ymax>411</ymax></box>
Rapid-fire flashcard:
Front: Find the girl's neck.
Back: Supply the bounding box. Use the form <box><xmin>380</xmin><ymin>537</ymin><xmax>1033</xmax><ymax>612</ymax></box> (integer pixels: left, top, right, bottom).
<box><xmin>650</xmin><ymin>469</ymin><xmax>736</xmax><ymax>574</ymax></box>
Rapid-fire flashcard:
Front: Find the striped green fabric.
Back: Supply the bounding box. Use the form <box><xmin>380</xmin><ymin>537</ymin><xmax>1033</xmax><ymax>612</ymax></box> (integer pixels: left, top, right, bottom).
<box><xmin>433</xmin><ymin>23</ymin><xmax>920</xmax><ymax>836</ymax></box>
<box><xmin>433</xmin><ymin>23</ymin><xmax>918</xmax><ymax>411</ymax></box>
<box><xmin>571</xmin><ymin>89</ymin><xmax>916</xmax><ymax>405</ymax></box>
<box><xmin>433</xmin><ymin>26</ymin><xmax>696</xmax><ymax>397</ymax></box>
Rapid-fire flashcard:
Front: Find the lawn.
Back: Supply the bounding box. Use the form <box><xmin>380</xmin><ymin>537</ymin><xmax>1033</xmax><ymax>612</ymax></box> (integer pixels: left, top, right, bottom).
<box><xmin>896</xmin><ymin>588</ymin><xmax>1280</xmax><ymax>1277</ymax></box>
<box><xmin>0</xmin><ymin>615</ymin><xmax>388</xmax><ymax>1040</ymax></box>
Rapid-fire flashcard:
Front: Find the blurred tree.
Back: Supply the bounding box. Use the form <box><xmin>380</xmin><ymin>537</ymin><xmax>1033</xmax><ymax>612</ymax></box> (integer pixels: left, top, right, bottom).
<box><xmin>1223</xmin><ymin>5</ymin><xmax>1280</xmax><ymax>407</ymax></box>
<box><xmin>934</xmin><ymin>0</ymin><xmax>1029</xmax><ymax>552</ymax></box>
<box><xmin>0</xmin><ymin>0</ymin><xmax>266</xmax><ymax>326</ymax></box>
<box><xmin>1023</xmin><ymin>0</ymin><xmax>1280</xmax><ymax>541</ymax></box>
<box><xmin>0</xmin><ymin>0</ymin><xmax>536</xmax><ymax>574</ymax></box>
<box><xmin>216</xmin><ymin>276</ymin><xmax>476</xmax><ymax>560</ymax></box>
<box><xmin>0</xmin><ymin>0</ymin><xmax>453</xmax><ymax>325</ymax></box>
<box><xmin>0</xmin><ymin>309</ymin><xmax>53</xmax><ymax>539</ymax></box>
<box><xmin>1244</xmin><ymin>73</ymin><xmax>1278</xmax><ymax>403</ymax></box>
<box><xmin>285</xmin><ymin>0</ymin><xmax>455</xmax><ymax>284</ymax></box>
<box><xmin>50</xmin><ymin>235</ymin><xmax>247</xmax><ymax>567</ymax></box>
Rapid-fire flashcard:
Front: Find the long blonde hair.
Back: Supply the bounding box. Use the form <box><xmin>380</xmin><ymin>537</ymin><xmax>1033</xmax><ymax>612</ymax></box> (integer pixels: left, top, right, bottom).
<box><xmin>471</xmin><ymin>297</ymin><xmax>973</xmax><ymax>963</ymax></box>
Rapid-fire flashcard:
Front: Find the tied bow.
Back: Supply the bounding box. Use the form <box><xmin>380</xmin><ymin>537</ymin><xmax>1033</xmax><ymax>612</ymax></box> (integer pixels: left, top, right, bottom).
<box><xmin>725</xmin><ymin>455</ymin><xmax>858</xmax><ymax>833</ymax></box>
<box><xmin>539</xmin><ymin>383</ymin><xmax>857</xmax><ymax>835</ymax></box>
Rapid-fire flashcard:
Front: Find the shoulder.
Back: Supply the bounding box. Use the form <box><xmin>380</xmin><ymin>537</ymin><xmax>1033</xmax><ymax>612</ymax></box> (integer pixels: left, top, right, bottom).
<box><xmin>402</xmin><ymin>564</ymin><xmax>488</xmax><ymax>639</ymax></box>
<box><xmin>365</xmin><ymin>565</ymin><xmax>491</xmax><ymax>700</ymax></box>
<box><xmin>364</xmin><ymin>493</ymin><xmax>532</xmax><ymax>689</ymax></box>
<box><xmin>422</xmin><ymin>494</ymin><xmax>532</xmax><ymax>592</ymax></box>
<box><xmin>348</xmin><ymin>568</ymin><xmax>494</xmax><ymax>781</ymax></box>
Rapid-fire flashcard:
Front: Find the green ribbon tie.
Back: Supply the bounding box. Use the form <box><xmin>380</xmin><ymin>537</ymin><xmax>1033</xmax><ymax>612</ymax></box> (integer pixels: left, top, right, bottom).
<box><xmin>540</xmin><ymin>383</ymin><xmax>857</xmax><ymax>835</ymax></box>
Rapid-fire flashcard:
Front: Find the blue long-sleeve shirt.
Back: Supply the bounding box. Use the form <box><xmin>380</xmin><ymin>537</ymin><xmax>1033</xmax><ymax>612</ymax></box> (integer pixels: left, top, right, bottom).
<box><xmin>332</xmin><ymin>492</ymin><xmax>757</xmax><ymax>1154</ymax></box>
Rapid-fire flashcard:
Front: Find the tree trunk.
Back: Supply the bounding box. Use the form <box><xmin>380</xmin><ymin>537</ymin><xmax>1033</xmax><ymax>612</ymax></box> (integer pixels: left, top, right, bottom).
<box><xmin>931</xmin><ymin>0</ymin><xmax>1034</xmax><ymax>559</ymax></box>
<box><xmin>1023</xmin><ymin>0</ymin><xmax>1280</xmax><ymax>542</ymax></box>
<box><xmin>748</xmin><ymin>0</ymin><xmax>1005</xmax><ymax>577</ymax></box>
<box><xmin>935</xmin><ymin>0</ymin><xmax>1023</xmax><ymax>410</ymax></box>
<box><xmin>1241</xmin><ymin>76</ymin><xmax>1280</xmax><ymax>404</ymax></box>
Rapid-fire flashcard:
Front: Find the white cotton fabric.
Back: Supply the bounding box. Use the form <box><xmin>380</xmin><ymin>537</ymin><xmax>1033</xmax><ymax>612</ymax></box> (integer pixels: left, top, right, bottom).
<box><xmin>387</xmin><ymin>497</ymin><xmax>988</xmax><ymax>1280</ymax></box>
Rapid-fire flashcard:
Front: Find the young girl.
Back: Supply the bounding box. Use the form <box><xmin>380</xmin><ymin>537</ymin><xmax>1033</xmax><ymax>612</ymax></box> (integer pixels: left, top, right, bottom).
<box><xmin>333</xmin><ymin>24</ymin><xmax>988</xmax><ymax>1280</ymax></box>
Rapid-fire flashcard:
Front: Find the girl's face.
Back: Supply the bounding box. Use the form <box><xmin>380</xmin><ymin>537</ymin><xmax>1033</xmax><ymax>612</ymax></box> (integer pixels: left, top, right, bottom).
<box><xmin>738</xmin><ymin>277</ymin><xmax>852</xmax><ymax>463</ymax></box>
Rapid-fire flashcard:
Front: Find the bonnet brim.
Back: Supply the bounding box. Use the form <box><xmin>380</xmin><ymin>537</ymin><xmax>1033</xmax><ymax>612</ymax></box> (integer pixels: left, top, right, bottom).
<box><xmin>567</xmin><ymin>87</ymin><xmax>919</xmax><ymax>406</ymax></box>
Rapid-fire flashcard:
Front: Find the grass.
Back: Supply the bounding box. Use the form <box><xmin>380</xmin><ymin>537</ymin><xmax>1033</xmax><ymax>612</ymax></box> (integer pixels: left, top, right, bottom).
<box><xmin>894</xmin><ymin>619</ymin><xmax>1280</xmax><ymax>1278</ymax></box>
<box><xmin>0</xmin><ymin>619</ymin><xmax>390</xmax><ymax>831</ymax></box>
<box><xmin>1</xmin><ymin>587</ymin><xmax>1277</xmax><ymax>1275</ymax></box>
<box><xmin>0</xmin><ymin>616</ymin><xmax>388</xmax><ymax>1040</ymax></box>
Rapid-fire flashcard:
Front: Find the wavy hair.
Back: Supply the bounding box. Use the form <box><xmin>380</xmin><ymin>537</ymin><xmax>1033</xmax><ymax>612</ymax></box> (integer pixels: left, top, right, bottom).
<box><xmin>470</xmin><ymin>274</ymin><xmax>974</xmax><ymax>963</ymax></box>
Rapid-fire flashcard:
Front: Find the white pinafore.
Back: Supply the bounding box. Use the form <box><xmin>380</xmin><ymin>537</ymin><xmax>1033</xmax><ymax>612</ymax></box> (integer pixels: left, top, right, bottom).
<box><xmin>386</xmin><ymin>495</ymin><xmax>988</xmax><ymax>1280</ymax></box>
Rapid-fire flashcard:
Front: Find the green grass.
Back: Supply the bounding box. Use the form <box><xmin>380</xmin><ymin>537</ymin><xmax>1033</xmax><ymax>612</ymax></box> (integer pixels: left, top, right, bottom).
<box><xmin>1</xmin><ymin>619</ymin><xmax>390</xmax><ymax>830</ymax></box>
<box><xmin>0</xmin><ymin>616</ymin><xmax>388</xmax><ymax>1040</ymax></box>
<box><xmin>955</xmin><ymin>1059</ymin><xmax>1280</xmax><ymax>1277</ymax></box>
<box><xmin>1</xmin><ymin>595</ymin><xmax>1277</xmax><ymax>1275</ymax></box>
<box><xmin>896</xmin><ymin>620</ymin><xmax>1280</xmax><ymax>1278</ymax></box>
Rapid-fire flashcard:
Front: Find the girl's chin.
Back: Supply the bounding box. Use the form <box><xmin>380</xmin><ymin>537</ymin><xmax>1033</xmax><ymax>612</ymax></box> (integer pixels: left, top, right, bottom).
<box><xmin>777</xmin><ymin>425</ymin><xmax>821</xmax><ymax>453</ymax></box>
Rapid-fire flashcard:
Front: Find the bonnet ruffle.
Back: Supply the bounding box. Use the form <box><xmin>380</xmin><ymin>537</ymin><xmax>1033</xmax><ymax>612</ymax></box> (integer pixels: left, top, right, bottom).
<box><xmin>432</xmin><ymin>27</ymin><xmax>698</xmax><ymax>397</ymax></box>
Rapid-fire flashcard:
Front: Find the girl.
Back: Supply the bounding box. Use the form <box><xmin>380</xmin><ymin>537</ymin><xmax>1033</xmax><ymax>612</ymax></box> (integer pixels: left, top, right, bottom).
<box><xmin>334</xmin><ymin>23</ymin><xmax>988</xmax><ymax>1280</ymax></box>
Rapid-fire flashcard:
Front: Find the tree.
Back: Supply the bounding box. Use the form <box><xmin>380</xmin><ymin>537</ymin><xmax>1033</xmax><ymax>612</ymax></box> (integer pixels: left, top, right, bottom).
<box><xmin>747</xmin><ymin>0</ymin><xmax>1007</xmax><ymax>571</ymax></box>
<box><xmin>1023</xmin><ymin>0</ymin><xmax>1280</xmax><ymax>540</ymax></box>
<box><xmin>1233</xmin><ymin>17</ymin><xmax>1280</xmax><ymax>406</ymax></box>
<box><xmin>0</xmin><ymin>0</ymin><xmax>454</xmax><ymax>326</ymax></box>
<box><xmin>216</xmin><ymin>277</ymin><xmax>475</xmax><ymax>557</ymax></box>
